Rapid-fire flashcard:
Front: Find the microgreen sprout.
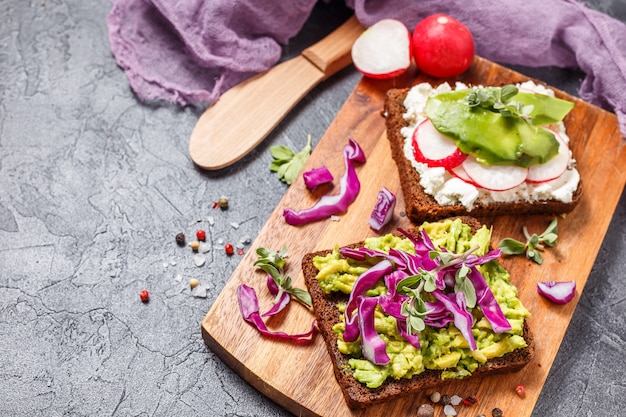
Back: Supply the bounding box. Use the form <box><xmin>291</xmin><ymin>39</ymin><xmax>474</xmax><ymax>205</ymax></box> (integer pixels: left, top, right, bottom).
<box><xmin>498</xmin><ymin>218</ymin><xmax>558</xmax><ymax>264</ymax></box>
<box><xmin>464</xmin><ymin>85</ymin><xmax>534</xmax><ymax>122</ymax></box>
<box><xmin>269</xmin><ymin>134</ymin><xmax>312</xmax><ymax>185</ymax></box>
<box><xmin>397</xmin><ymin>245</ymin><xmax>481</xmax><ymax>335</ymax></box>
<box><xmin>254</xmin><ymin>246</ymin><xmax>312</xmax><ymax>308</ymax></box>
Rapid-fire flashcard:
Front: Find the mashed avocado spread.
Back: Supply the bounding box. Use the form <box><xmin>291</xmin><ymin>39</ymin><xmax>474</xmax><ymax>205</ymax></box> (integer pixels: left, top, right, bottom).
<box><xmin>312</xmin><ymin>219</ymin><xmax>530</xmax><ymax>388</ymax></box>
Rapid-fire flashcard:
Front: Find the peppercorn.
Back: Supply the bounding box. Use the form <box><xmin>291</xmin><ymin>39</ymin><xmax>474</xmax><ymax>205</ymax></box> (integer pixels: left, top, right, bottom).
<box><xmin>196</xmin><ymin>229</ymin><xmax>206</xmax><ymax>241</ymax></box>
<box><xmin>429</xmin><ymin>391</ymin><xmax>441</xmax><ymax>403</ymax></box>
<box><xmin>175</xmin><ymin>232</ymin><xmax>185</xmax><ymax>246</ymax></box>
<box><xmin>514</xmin><ymin>384</ymin><xmax>525</xmax><ymax>397</ymax></box>
<box><xmin>139</xmin><ymin>290</ymin><xmax>149</xmax><ymax>303</ymax></box>
<box><xmin>463</xmin><ymin>395</ymin><xmax>478</xmax><ymax>406</ymax></box>
<box><xmin>416</xmin><ymin>404</ymin><xmax>434</xmax><ymax>417</ymax></box>
<box><xmin>218</xmin><ymin>196</ymin><xmax>229</xmax><ymax>209</ymax></box>
<box><xmin>189</xmin><ymin>241</ymin><xmax>200</xmax><ymax>251</ymax></box>
<box><xmin>492</xmin><ymin>407</ymin><xmax>503</xmax><ymax>417</ymax></box>
<box><xmin>440</xmin><ymin>394</ymin><xmax>451</xmax><ymax>406</ymax></box>
<box><xmin>224</xmin><ymin>243</ymin><xmax>234</xmax><ymax>255</ymax></box>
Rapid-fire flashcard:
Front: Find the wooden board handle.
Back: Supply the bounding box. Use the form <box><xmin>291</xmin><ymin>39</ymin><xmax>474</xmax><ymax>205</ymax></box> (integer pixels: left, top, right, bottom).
<box><xmin>302</xmin><ymin>15</ymin><xmax>364</xmax><ymax>79</ymax></box>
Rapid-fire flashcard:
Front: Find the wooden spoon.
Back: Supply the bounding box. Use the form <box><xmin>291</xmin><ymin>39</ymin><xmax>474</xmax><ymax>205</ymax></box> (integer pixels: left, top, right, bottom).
<box><xmin>188</xmin><ymin>15</ymin><xmax>364</xmax><ymax>170</ymax></box>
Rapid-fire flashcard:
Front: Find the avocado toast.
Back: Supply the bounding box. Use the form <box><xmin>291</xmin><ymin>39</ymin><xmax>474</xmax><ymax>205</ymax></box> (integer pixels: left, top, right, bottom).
<box><xmin>302</xmin><ymin>217</ymin><xmax>534</xmax><ymax>409</ymax></box>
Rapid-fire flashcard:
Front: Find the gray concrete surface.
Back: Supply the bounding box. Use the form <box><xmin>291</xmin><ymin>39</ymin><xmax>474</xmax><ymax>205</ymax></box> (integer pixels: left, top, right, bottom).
<box><xmin>0</xmin><ymin>1</ymin><xmax>623</xmax><ymax>416</ymax></box>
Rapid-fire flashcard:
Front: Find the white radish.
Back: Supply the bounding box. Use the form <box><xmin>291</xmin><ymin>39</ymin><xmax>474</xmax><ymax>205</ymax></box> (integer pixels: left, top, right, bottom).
<box><xmin>412</xmin><ymin>118</ymin><xmax>467</xmax><ymax>169</ymax></box>
<box><xmin>351</xmin><ymin>19</ymin><xmax>412</xmax><ymax>79</ymax></box>
<box><xmin>462</xmin><ymin>155</ymin><xmax>528</xmax><ymax>191</ymax></box>
<box><xmin>449</xmin><ymin>164</ymin><xmax>476</xmax><ymax>185</ymax></box>
<box><xmin>526</xmin><ymin>128</ymin><xmax>571</xmax><ymax>183</ymax></box>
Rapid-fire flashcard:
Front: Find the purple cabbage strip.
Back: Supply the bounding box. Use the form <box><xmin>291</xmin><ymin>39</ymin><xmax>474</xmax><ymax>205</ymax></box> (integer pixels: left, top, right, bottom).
<box><xmin>396</xmin><ymin>318</ymin><xmax>422</xmax><ymax>349</ymax></box>
<box><xmin>537</xmin><ymin>280</ymin><xmax>577</xmax><ymax>304</ymax></box>
<box><xmin>379</xmin><ymin>270</ymin><xmax>410</xmax><ymax>319</ymax></box>
<box><xmin>368</xmin><ymin>186</ymin><xmax>396</xmax><ymax>231</ymax></box>
<box><xmin>356</xmin><ymin>296</ymin><xmax>390</xmax><ymax>365</ymax></box>
<box><xmin>343</xmin><ymin>260</ymin><xmax>393</xmax><ymax>342</ymax></box>
<box><xmin>283</xmin><ymin>137</ymin><xmax>366</xmax><ymax>225</ymax></box>
<box><xmin>237</xmin><ymin>284</ymin><xmax>316</xmax><ymax>344</ymax></box>
<box><xmin>303</xmin><ymin>166</ymin><xmax>334</xmax><ymax>191</ymax></box>
<box><xmin>467</xmin><ymin>268</ymin><xmax>512</xmax><ymax>333</ymax></box>
<box><xmin>261</xmin><ymin>273</ymin><xmax>291</xmax><ymax>317</ymax></box>
<box><xmin>464</xmin><ymin>249</ymin><xmax>503</xmax><ymax>267</ymax></box>
<box><xmin>431</xmin><ymin>289</ymin><xmax>477</xmax><ymax>350</ymax></box>
<box><xmin>423</xmin><ymin>300</ymin><xmax>455</xmax><ymax>328</ymax></box>
<box><xmin>379</xmin><ymin>270</ymin><xmax>421</xmax><ymax>349</ymax></box>
<box><xmin>339</xmin><ymin>246</ymin><xmax>387</xmax><ymax>262</ymax></box>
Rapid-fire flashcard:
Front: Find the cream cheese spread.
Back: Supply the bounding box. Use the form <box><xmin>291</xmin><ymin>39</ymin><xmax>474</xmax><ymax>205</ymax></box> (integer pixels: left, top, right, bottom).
<box><xmin>401</xmin><ymin>81</ymin><xmax>581</xmax><ymax>211</ymax></box>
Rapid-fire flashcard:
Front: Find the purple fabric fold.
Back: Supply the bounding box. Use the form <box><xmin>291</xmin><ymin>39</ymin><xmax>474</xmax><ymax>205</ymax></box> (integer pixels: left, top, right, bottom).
<box><xmin>107</xmin><ymin>0</ymin><xmax>626</xmax><ymax>136</ymax></box>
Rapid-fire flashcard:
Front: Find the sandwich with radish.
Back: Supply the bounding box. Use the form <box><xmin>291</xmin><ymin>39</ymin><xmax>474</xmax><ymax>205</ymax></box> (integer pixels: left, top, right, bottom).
<box><xmin>383</xmin><ymin>81</ymin><xmax>582</xmax><ymax>223</ymax></box>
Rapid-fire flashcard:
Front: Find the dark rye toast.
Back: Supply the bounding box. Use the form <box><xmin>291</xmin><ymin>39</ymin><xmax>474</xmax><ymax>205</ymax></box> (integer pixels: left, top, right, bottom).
<box><xmin>302</xmin><ymin>217</ymin><xmax>535</xmax><ymax>409</ymax></box>
<box><xmin>383</xmin><ymin>87</ymin><xmax>583</xmax><ymax>224</ymax></box>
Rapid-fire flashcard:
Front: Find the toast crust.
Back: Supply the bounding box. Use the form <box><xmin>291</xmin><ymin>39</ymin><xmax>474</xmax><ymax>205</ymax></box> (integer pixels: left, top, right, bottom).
<box><xmin>383</xmin><ymin>87</ymin><xmax>583</xmax><ymax>224</ymax></box>
<box><xmin>302</xmin><ymin>217</ymin><xmax>535</xmax><ymax>409</ymax></box>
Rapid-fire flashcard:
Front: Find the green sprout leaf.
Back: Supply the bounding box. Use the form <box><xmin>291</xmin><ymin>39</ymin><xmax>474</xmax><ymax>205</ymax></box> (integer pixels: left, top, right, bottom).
<box><xmin>269</xmin><ymin>134</ymin><xmax>313</xmax><ymax>185</ymax></box>
<box><xmin>254</xmin><ymin>246</ymin><xmax>312</xmax><ymax>308</ymax></box>
<box><xmin>498</xmin><ymin>218</ymin><xmax>559</xmax><ymax>264</ymax></box>
<box><xmin>498</xmin><ymin>238</ymin><xmax>527</xmax><ymax>255</ymax></box>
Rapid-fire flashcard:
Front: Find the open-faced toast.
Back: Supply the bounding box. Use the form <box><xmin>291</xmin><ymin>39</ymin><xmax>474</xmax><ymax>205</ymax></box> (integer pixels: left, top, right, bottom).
<box><xmin>302</xmin><ymin>216</ymin><xmax>534</xmax><ymax>409</ymax></box>
<box><xmin>383</xmin><ymin>83</ymin><xmax>583</xmax><ymax>224</ymax></box>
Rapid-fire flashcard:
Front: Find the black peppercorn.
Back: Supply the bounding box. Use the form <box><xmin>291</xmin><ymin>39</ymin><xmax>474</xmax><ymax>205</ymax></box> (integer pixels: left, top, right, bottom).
<box><xmin>440</xmin><ymin>394</ymin><xmax>451</xmax><ymax>405</ymax></box>
<box><xmin>175</xmin><ymin>232</ymin><xmax>185</xmax><ymax>246</ymax></box>
<box><xmin>492</xmin><ymin>407</ymin><xmax>503</xmax><ymax>417</ymax></box>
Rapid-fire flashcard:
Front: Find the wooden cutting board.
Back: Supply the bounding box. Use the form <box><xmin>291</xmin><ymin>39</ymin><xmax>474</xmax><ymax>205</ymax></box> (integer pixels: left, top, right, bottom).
<box><xmin>201</xmin><ymin>56</ymin><xmax>626</xmax><ymax>417</ymax></box>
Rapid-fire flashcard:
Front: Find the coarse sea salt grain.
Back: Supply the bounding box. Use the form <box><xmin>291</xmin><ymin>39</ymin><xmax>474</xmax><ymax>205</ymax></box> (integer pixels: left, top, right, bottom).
<box><xmin>191</xmin><ymin>284</ymin><xmax>208</xmax><ymax>298</ymax></box>
<box><xmin>193</xmin><ymin>253</ymin><xmax>206</xmax><ymax>267</ymax></box>
<box><xmin>443</xmin><ymin>404</ymin><xmax>457</xmax><ymax>416</ymax></box>
<box><xmin>199</xmin><ymin>242</ymin><xmax>211</xmax><ymax>253</ymax></box>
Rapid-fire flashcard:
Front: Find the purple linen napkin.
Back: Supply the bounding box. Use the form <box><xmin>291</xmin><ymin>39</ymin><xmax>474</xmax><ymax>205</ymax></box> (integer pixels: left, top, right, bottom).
<box><xmin>108</xmin><ymin>0</ymin><xmax>626</xmax><ymax>136</ymax></box>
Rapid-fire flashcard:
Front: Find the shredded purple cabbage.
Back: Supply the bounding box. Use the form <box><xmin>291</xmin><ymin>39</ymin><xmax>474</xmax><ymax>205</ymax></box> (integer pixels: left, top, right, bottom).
<box><xmin>343</xmin><ymin>260</ymin><xmax>393</xmax><ymax>342</ymax></box>
<box><xmin>283</xmin><ymin>137</ymin><xmax>365</xmax><ymax>225</ymax></box>
<box><xmin>537</xmin><ymin>280</ymin><xmax>576</xmax><ymax>304</ymax></box>
<box><xmin>302</xmin><ymin>166</ymin><xmax>334</xmax><ymax>191</ymax></box>
<box><xmin>467</xmin><ymin>268</ymin><xmax>512</xmax><ymax>333</ymax></box>
<box><xmin>431</xmin><ymin>289</ymin><xmax>477</xmax><ymax>350</ymax></box>
<box><xmin>356</xmin><ymin>296</ymin><xmax>390</xmax><ymax>365</ymax></box>
<box><xmin>333</xmin><ymin>221</ymin><xmax>516</xmax><ymax>364</ymax></box>
<box><xmin>237</xmin><ymin>284</ymin><xmax>316</xmax><ymax>344</ymax></box>
<box><xmin>368</xmin><ymin>187</ymin><xmax>396</xmax><ymax>231</ymax></box>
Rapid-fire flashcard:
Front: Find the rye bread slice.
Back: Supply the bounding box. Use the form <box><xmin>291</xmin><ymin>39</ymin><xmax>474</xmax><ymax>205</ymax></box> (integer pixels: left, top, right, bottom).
<box><xmin>302</xmin><ymin>217</ymin><xmax>534</xmax><ymax>409</ymax></box>
<box><xmin>383</xmin><ymin>87</ymin><xmax>583</xmax><ymax>224</ymax></box>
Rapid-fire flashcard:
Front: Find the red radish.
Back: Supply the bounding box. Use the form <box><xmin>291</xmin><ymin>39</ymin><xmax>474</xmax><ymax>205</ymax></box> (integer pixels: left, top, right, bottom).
<box><xmin>412</xmin><ymin>118</ymin><xmax>467</xmax><ymax>169</ymax></box>
<box><xmin>526</xmin><ymin>129</ymin><xmax>571</xmax><ymax>183</ymax></box>
<box><xmin>412</xmin><ymin>14</ymin><xmax>474</xmax><ymax>78</ymax></box>
<box><xmin>462</xmin><ymin>155</ymin><xmax>528</xmax><ymax>191</ymax></box>
<box><xmin>352</xmin><ymin>19</ymin><xmax>412</xmax><ymax>79</ymax></box>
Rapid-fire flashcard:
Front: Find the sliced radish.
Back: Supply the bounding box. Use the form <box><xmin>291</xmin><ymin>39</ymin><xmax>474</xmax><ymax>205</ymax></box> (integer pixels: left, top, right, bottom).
<box><xmin>462</xmin><ymin>155</ymin><xmax>528</xmax><ymax>191</ymax></box>
<box><xmin>526</xmin><ymin>128</ymin><xmax>570</xmax><ymax>183</ymax></box>
<box><xmin>412</xmin><ymin>119</ymin><xmax>467</xmax><ymax>169</ymax></box>
<box><xmin>351</xmin><ymin>19</ymin><xmax>412</xmax><ymax>79</ymax></box>
<box><xmin>449</xmin><ymin>164</ymin><xmax>477</xmax><ymax>186</ymax></box>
